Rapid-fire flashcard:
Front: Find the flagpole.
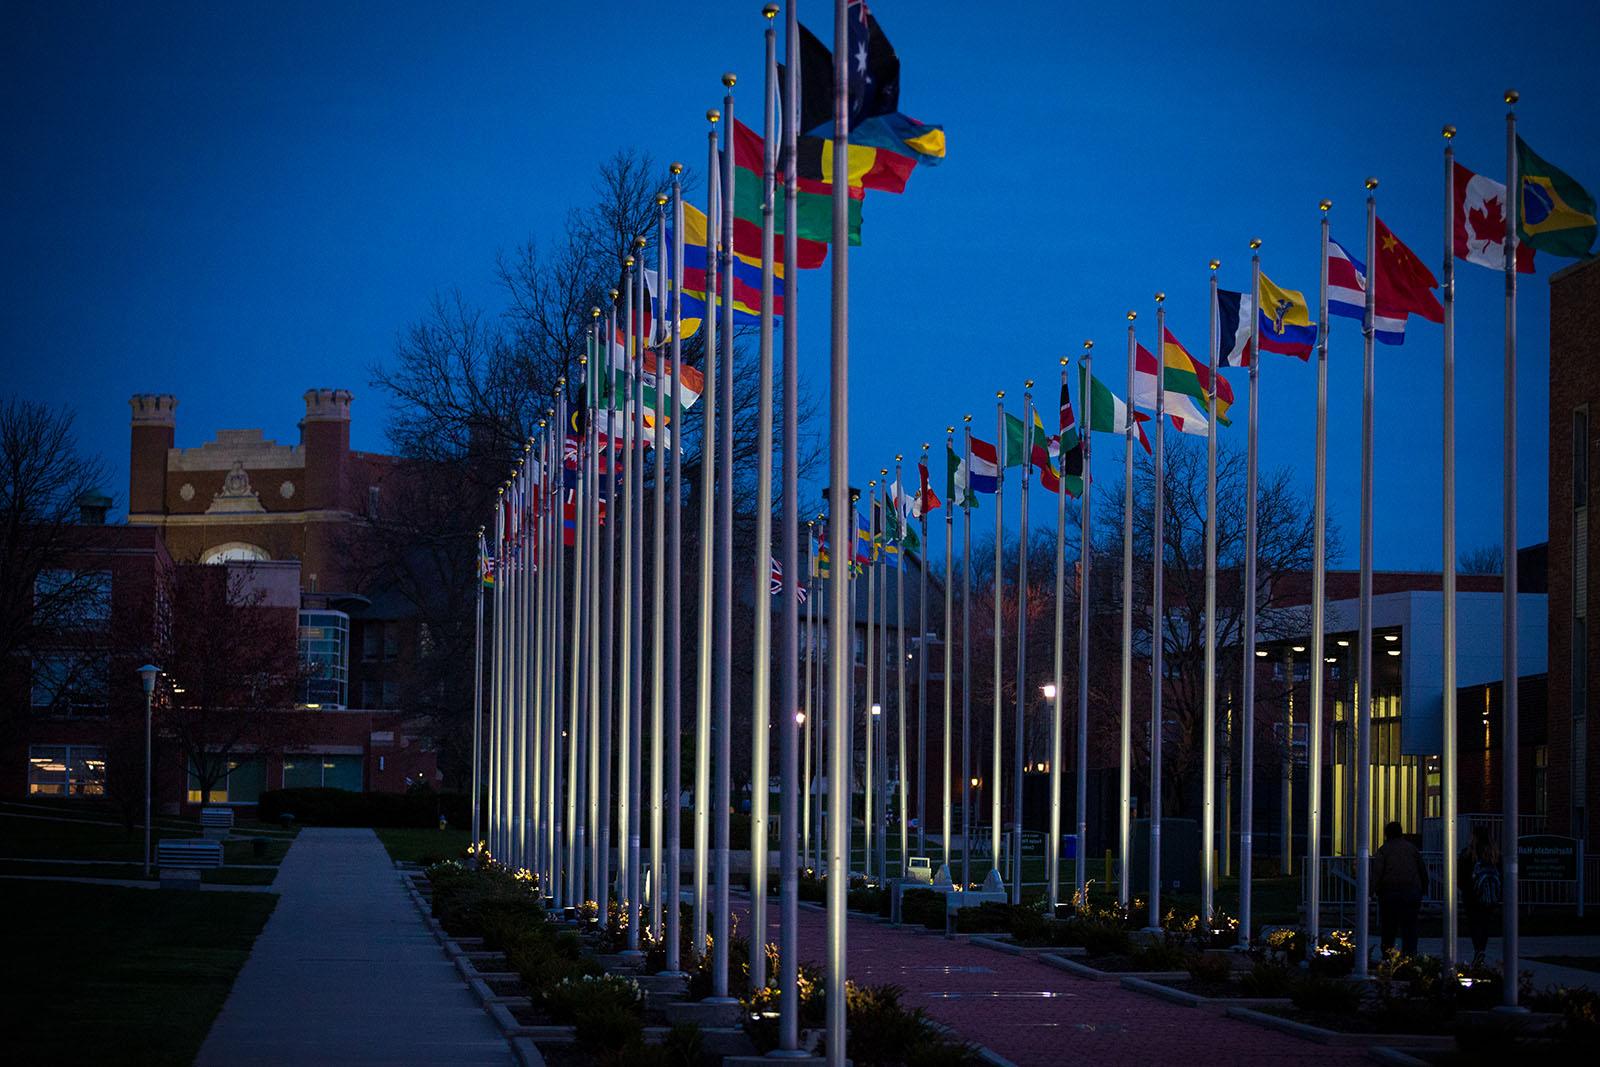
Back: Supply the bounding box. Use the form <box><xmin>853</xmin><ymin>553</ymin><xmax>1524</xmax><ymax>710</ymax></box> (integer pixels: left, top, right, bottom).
<box><xmin>489</xmin><ymin>489</ymin><xmax>503</xmax><ymax>860</ymax></box>
<box><xmin>896</xmin><ymin>455</ymin><xmax>910</xmax><ymax>878</ymax></box>
<box><xmin>1440</xmin><ymin>130</ymin><xmax>1458</xmax><ymax>969</ymax></box>
<box><xmin>1500</xmin><ymin>90</ymin><xmax>1522</xmax><ymax>1008</ymax></box>
<box><xmin>665</xmin><ymin>163</ymin><xmax>687</xmax><ymax>977</ymax></box>
<box><xmin>588</xmin><ymin>344</ymin><xmax>604</xmax><ymax>904</ymax></box>
<box><xmin>616</xmin><ymin>264</ymin><xmax>636</xmax><ymax>938</ymax></box>
<box><xmin>1203</xmin><ymin>262</ymin><xmax>1220</xmax><ymax>927</ymax></box>
<box><xmin>630</xmin><ymin>246</ymin><xmax>649</xmax><ymax>948</ymax></box>
<box><xmin>962</xmin><ymin>417</ymin><xmax>974</xmax><ymax>893</ymax></box>
<box><xmin>1050</xmin><ymin>364</ymin><xmax>1067</xmax><ymax>911</ymax></box>
<box><xmin>599</xmin><ymin>302</ymin><xmax>617</xmax><ymax>928</ymax></box>
<box><xmin>825</xmin><ymin>0</ymin><xmax>851</xmax><ymax>1053</ymax></box>
<box><xmin>473</xmin><ymin>525</ymin><xmax>485</xmax><ymax>857</ymax></box>
<box><xmin>749</xmin><ymin>15</ymin><xmax>778</xmax><ymax>990</ymax></box>
<box><xmin>651</xmin><ymin>203</ymin><xmax>669</xmax><ymax>943</ymax></box>
<box><xmin>712</xmin><ymin>72</ymin><xmax>737</xmax><ymax>1004</ymax></box>
<box><xmin>803</xmin><ymin>528</ymin><xmax>815</xmax><ymax>859</ymax></box>
<box><xmin>1076</xmin><ymin>344</ymin><xmax>1094</xmax><ymax>907</ymax></box>
<box><xmin>992</xmin><ymin>394</ymin><xmax>1005</xmax><ymax>883</ymax></box>
<box><xmin>1355</xmin><ymin>181</ymin><xmax>1378</xmax><ymax>978</ymax></box>
<box><xmin>1120</xmin><ymin>312</ymin><xmax>1136</xmax><ymax>908</ymax></box>
<box><xmin>878</xmin><ymin>476</ymin><xmax>890</xmax><ymax>881</ymax></box>
<box><xmin>1149</xmin><ymin>293</ymin><xmax>1167</xmax><ymax>932</ymax></box>
<box><xmin>1241</xmin><ymin>241</ymin><xmax>1264</xmax><ymax>944</ymax></box>
<box><xmin>507</xmin><ymin>464</ymin><xmax>523</xmax><ymax>872</ymax></box>
<box><xmin>777</xmin><ymin>2</ymin><xmax>802</xmax><ymax>1047</ymax></box>
<box><xmin>693</xmin><ymin>113</ymin><xmax>718</xmax><ymax>962</ymax></box>
<box><xmin>553</xmin><ymin>385</ymin><xmax>568</xmax><ymax>909</ymax></box>
<box><xmin>568</xmin><ymin>365</ymin><xmax>587</xmax><ymax>909</ymax></box>
<box><xmin>917</xmin><ymin>445</ymin><xmax>931</xmax><ymax>865</ymax></box>
<box><xmin>943</xmin><ymin>430</ymin><xmax>955</xmax><ymax>875</ymax></box>
<box><xmin>1012</xmin><ymin>387</ymin><xmax>1032</xmax><ymax>904</ymax></box>
<box><xmin>1310</xmin><ymin>202</ymin><xmax>1332</xmax><ymax>948</ymax></box>
<box><xmin>546</xmin><ymin>414</ymin><xmax>561</xmax><ymax>900</ymax></box>
<box><xmin>865</xmin><ymin>482</ymin><xmax>878</xmax><ymax>880</ymax></box>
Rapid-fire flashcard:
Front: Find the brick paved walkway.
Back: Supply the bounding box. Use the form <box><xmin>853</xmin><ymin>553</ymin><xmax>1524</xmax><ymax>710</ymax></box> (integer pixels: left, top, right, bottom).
<box><xmin>738</xmin><ymin>895</ymin><xmax>1365</xmax><ymax>1066</ymax></box>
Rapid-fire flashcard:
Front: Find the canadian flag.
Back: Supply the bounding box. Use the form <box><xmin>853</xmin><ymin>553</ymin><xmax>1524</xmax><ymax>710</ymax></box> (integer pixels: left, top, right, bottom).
<box><xmin>1454</xmin><ymin>163</ymin><xmax>1535</xmax><ymax>273</ymax></box>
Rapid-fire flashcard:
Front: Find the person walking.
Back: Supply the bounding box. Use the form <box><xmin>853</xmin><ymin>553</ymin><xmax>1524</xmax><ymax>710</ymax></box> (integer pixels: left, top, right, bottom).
<box><xmin>1371</xmin><ymin>820</ymin><xmax>1427</xmax><ymax>957</ymax></box>
<box><xmin>1460</xmin><ymin>824</ymin><xmax>1502</xmax><ymax>967</ymax></box>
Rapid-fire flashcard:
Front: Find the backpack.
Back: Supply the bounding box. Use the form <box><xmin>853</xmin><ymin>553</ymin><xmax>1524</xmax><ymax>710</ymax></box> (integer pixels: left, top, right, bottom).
<box><xmin>1472</xmin><ymin>859</ymin><xmax>1502</xmax><ymax>906</ymax></box>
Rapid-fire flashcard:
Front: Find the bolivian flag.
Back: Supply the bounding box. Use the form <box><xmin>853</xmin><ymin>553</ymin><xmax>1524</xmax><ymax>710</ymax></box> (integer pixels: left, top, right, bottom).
<box><xmin>1517</xmin><ymin>136</ymin><xmax>1596</xmax><ymax>259</ymax></box>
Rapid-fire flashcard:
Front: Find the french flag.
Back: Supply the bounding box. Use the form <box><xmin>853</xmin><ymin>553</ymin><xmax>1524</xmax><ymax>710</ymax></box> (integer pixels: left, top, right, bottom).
<box><xmin>968</xmin><ymin>437</ymin><xmax>1000</xmax><ymax>494</ymax></box>
<box><xmin>1327</xmin><ymin>239</ymin><xmax>1407</xmax><ymax>345</ymax></box>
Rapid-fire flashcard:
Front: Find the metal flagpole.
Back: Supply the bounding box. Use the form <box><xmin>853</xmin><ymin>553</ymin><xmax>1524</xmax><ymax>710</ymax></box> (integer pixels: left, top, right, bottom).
<box><xmin>804</xmin><ymin>536</ymin><xmax>815</xmax><ymax>860</ymax></box>
<box><xmin>1310</xmin><ymin>201</ymin><xmax>1332</xmax><ymax>948</ymax></box>
<box><xmin>527</xmin><ymin>450</ymin><xmax>539</xmax><ymax>879</ymax></box>
<box><xmin>749</xmin><ymin>14</ymin><xmax>778</xmax><ymax>989</ymax></box>
<box><xmin>489</xmin><ymin>489</ymin><xmax>504</xmax><ymax>860</ymax></box>
<box><xmin>553</xmin><ymin>386</ymin><xmax>568</xmax><ymax>909</ymax></box>
<box><xmin>713</xmin><ymin>72</ymin><xmax>736</xmax><ymax>1004</ymax></box>
<box><xmin>1242</xmin><ymin>242</ymin><xmax>1264</xmax><ymax>943</ymax></box>
<box><xmin>877</xmin><ymin>480</ymin><xmax>889</xmax><ymax>882</ymax></box>
<box><xmin>1050</xmin><ymin>364</ymin><xmax>1067</xmax><ymax>911</ymax></box>
<box><xmin>599</xmin><ymin>301</ymin><xmax>617</xmax><ymax>926</ymax></box>
<box><xmin>943</xmin><ymin>430</ymin><xmax>955</xmax><ymax>873</ymax></box>
<box><xmin>777</xmin><ymin>6</ymin><xmax>801</xmax><ymax>1043</ymax></box>
<box><xmin>693</xmin><ymin>112</ymin><xmax>719</xmax><ymax>960</ymax></box>
<box><xmin>1204</xmin><ymin>262</ymin><xmax>1220</xmax><ymax>925</ymax></box>
<box><xmin>1076</xmin><ymin>343</ymin><xmax>1094</xmax><ymax>906</ymax></box>
<box><xmin>1355</xmin><ymin>181</ymin><xmax>1378</xmax><ymax>977</ymax></box>
<box><xmin>508</xmin><ymin>464</ymin><xmax>523</xmax><ymax>872</ymax></box>
<box><xmin>1012</xmin><ymin>389</ymin><xmax>1032</xmax><ymax>904</ymax></box>
<box><xmin>1500</xmin><ymin>91</ymin><xmax>1522</xmax><ymax>1007</ymax></box>
<box><xmin>1440</xmin><ymin>130</ymin><xmax>1458</xmax><ymax>969</ymax></box>
<box><xmin>993</xmin><ymin>393</ymin><xmax>1005</xmax><ymax>882</ymax></box>
<box><xmin>630</xmin><ymin>249</ymin><xmax>648</xmax><ymax>950</ymax></box>
<box><xmin>665</xmin><ymin>164</ymin><xmax>686</xmax><ymax>976</ymax></box>
<box><xmin>896</xmin><ymin>457</ymin><xmax>910</xmax><ymax>877</ymax></box>
<box><xmin>962</xmin><ymin>418</ymin><xmax>974</xmax><ymax>893</ymax></box>
<box><xmin>1150</xmin><ymin>293</ymin><xmax>1168</xmax><ymax>932</ymax></box>
<box><xmin>588</xmin><ymin>344</ymin><xmax>604</xmax><ymax>904</ymax></box>
<box><xmin>651</xmin><ymin>202</ymin><xmax>668</xmax><ymax>943</ymax></box>
<box><xmin>567</xmin><ymin>371</ymin><xmax>587</xmax><ymax>908</ymax></box>
<box><xmin>1120</xmin><ymin>312</ymin><xmax>1136</xmax><ymax>907</ymax></box>
<box><xmin>825</xmin><ymin>0</ymin><xmax>851</xmax><ymax>1052</ymax></box>
<box><xmin>547</xmin><ymin>413</ymin><xmax>563</xmax><ymax>900</ymax></box>
<box><xmin>473</xmin><ymin>525</ymin><xmax>485</xmax><ymax>856</ymax></box>
<box><xmin>870</xmin><ymin>489</ymin><xmax>883</xmax><ymax>883</ymax></box>
<box><xmin>618</xmin><ymin>261</ymin><xmax>636</xmax><ymax>942</ymax></box>
<box><xmin>917</xmin><ymin>446</ymin><xmax>931</xmax><ymax>865</ymax></box>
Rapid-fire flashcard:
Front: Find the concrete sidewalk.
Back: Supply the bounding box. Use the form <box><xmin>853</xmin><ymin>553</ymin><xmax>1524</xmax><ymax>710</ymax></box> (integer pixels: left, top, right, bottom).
<box><xmin>197</xmin><ymin>827</ymin><xmax>511</xmax><ymax>1065</ymax></box>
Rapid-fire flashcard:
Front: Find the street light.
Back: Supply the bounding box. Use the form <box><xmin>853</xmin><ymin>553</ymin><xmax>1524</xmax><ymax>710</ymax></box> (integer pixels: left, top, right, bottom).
<box><xmin>137</xmin><ymin>664</ymin><xmax>161</xmax><ymax>877</ymax></box>
<box><xmin>1041</xmin><ymin>683</ymin><xmax>1057</xmax><ymax>701</ymax></box>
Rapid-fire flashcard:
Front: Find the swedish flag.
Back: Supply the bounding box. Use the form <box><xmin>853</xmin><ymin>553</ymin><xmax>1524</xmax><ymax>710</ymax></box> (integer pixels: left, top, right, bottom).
<box><xmin>1517</xmin><ymin>136</ymin><xmax>1596</xmax><ymax>259</ymax></box>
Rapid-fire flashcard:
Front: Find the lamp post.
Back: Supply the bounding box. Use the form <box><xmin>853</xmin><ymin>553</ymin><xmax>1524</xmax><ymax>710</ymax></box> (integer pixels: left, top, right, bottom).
<box><xmin>1040</xmin><ymin>682</ymin><xmax>1057</xmax><ymax>900</ymax></box>
<box><xmin>138</xmin><ymin>664</ymin><xmax>161</xmax><ymax>877</ymax></box>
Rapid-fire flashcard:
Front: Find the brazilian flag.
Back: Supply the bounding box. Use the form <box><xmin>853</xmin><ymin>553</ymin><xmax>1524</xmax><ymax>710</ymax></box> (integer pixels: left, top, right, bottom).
<box><xmin>1517</xmin><ymin>136</ymin><xmax>1596</xmax><ymax>258</ymax></box>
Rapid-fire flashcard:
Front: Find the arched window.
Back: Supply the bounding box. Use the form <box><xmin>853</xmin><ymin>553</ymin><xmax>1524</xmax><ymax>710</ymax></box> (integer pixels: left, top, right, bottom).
<box><xmin>200</xmin><ymin>542</ymin><xmax>269</xmax><ymax>564</ymax></box>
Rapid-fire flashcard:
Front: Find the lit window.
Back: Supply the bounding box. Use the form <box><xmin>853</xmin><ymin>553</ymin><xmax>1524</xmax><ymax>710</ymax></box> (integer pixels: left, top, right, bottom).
<box><xmin>187</xmin><ymin>756</ymin><xmax>265</xmax><ymax>805</ymax></box>
<box><xmin>28</xmin><ymin>744</ymin><xmax>107</xmax><ymax>796</ymax></box>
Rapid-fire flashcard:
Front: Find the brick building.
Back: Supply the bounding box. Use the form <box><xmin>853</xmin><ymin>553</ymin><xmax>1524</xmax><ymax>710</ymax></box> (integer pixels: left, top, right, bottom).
<box><xmin>1548</xmin><ymin>254</ymin><xmax>1600</xmax><ymax>847</ymax></box>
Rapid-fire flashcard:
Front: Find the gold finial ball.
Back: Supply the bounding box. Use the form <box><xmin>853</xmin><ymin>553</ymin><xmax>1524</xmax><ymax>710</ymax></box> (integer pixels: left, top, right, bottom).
<box><xmin>1059</xmin><ymin>356</ymin><xmax>1068</xmax><ymax>366</ymax></box>
<box><xmin>625</xmin><ymin>255</ymin><xmax>635</xmax><ymax>268</ymax></box>
<box><xmin>656</xmin><ymin>193</ymin><xmax>668</xmax><ymax>206</ymax></box>
<box><xmin>707</xmin><ymin>108</ymin><xmax>721</xmax><ymax>124</ymax></box>
<box><xmin>1024</xmin><ymin>378</ymin><xmax>1034</xmax><ymax>390</ymax></box>
<box><xmin>1083</xmin><ymin>339</ymin><xmax>1094</xmax><ymax>351</ymax></box>
<box><xmin>1505</xmin><ymin>89</ymin><xmax>1519</xmax><ymax>105</ymax></box>
<box><xmin>545</xmin><ymin>407</ymin><xmax>554</xmax><ymax>417</ymax></box>
<box><xmin>557</xmin><ymin>376</ymin><xmax>566</xmax><ymax>386</ymax></box>
<box><xmin>1248</xmin><ymin>237</ymin><xmax>1262</xmax><ymax>250</ymax></box>
<box><xmin>722</xmin><ymin>72</ymin><xmax>736</xmax><ymax>88</ymax></box>
<box><xmin>996</xmin><ymin>389</ymin><xmax>1006</xmax><ymax>399</ymax></box>
<box><xmin>497</xmin><ymin>486</ymin><xmax>505</xmax><ymax>496</ymax></box>
<box><xmin>1208</xmin><ymin>258</ymin><xmax>1221</xmax><ymax>271</ymax></box>
<box><xmin>1319</xmin><ymin>198</ymin><xmax>1332</xmax><ymax>212</ymax></box>
<box><xmin>869</xmin><ymin>479</ymin><xmax>877</xmax><ymax>488</ymax></box>
<box><xmin>609</xmin><ymin>288</ymin><xmax>619</xmax><ymax>300</ymax></box>
<box><xmin>591</xmin><ymin>306</ymin><xmax>601</xmax><ymax>318</ymax></box>
<box><xmin>514</xmin><ymin>457</ymin><xmax>524</xmax><ymax>468</ymax></box>
<box><xmin>634</xmin><ymin>235</ymin><xmax>647</xmax><ymax>249</ymax></box>
<box><xmin>879</xmin><ymin>467</ymin><xmax>887</xmax><ymax>476</ymax></box>
<box><xmin>1127</xmin><ymin>310</ymin><xmax>1137</xmax><ymax>321</ymax></box>
<box><xmin>922</xmin><ymin>441</ymin><xmax>930</xmax><ymax>451</ymax></box>
<box><xmin>538</xmin><ymin>418</ymin><xmax>546</xmax><ymax>428</ymax></box>
<box><xmin>1155</xmin><ymin>292</ymin><xmax>1166</xmax><ymax>303</ymax></box>
<box><xmin>895</xmin><ymin>454</ymin><xmax>902</xmax><ymax>462</ymax></box>
<box><xmin>524</xmin><ymin>439</ymin><xmax>533</xmax><ymax>450</ymax></box>
<box><xmin>478</xmin><ymin>524</ymin><xmax>485</xmax><ymax>534</ymax></box>
<box><xmin>763</xmin><ymin>2</ymin><xmax>779</xmax><ymax>17</ymax></box>
<box><xmin>1365</xmin><ymin>176</ymin><xmax>1379</xmax><ymax>190</ymax></box>
<box><xmin>1442</xmin><ymin>124</ymin><xmax>1456</xmax><ymax>140</ymax></box>
<box><xmin>670</xmin><ymin>161</ymin><xmax>683</xmax><ymax>175</ymax></box>
<box><xmin>578</xmin><ymin>355</ymin><xmax>588</xmax><ymax>365</ymax></box>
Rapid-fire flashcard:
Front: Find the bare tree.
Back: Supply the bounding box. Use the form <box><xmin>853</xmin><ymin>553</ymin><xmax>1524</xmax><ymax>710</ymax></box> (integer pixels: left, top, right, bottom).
<box><xmin>1459</xmin><ymin>543</ymin><xmax>1503</xmax><ymax>576</ymax></box>
<box><xmin>0</xmin><ymin>398</ymin><xmax>108</xmax><ymax>744</ymax></box>
<box><xmin>154</xmin><ymin>564</ymin><xmax>306</xmax><ymax>804</ymax></box>
<box><xmin>361</xmin><ymin>150</ymin><xmax>822</xmax><ymax>785</ymax></box>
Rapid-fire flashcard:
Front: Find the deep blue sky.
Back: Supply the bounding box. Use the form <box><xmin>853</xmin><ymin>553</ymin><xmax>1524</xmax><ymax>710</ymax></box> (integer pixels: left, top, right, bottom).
<box><xmin>4</xmin><ymin>1</ymin><xmax>1596</xmax><ymax>569</ymax></box>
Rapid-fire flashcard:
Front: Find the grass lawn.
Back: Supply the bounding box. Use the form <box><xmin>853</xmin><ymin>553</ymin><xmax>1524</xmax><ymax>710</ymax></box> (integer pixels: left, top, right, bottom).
<box><xmin>2</xmin><ymin>880</ymin><xmax>277</xmax><ymax>1065</ymax></box>
<box><xmin>374</xmin><ymin>827</ymin><xmax>470</xmax><ymax>865</ymax></box>
<box><xmin>0</xmin><ymin>859</ymin><xmax>279</xmax><ymax>886</ymax></box>
<box><xmin>1</xmin><ymin>805</ymin><xmax>293</xmax><ymax>867</ymax></box>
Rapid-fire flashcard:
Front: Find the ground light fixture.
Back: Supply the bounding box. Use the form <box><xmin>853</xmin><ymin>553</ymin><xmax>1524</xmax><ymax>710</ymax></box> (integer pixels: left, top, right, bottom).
<box><xmin>1041</xmin><ymin>683</ymin><xmax>1057</xmax><ymax>700</ymax></box>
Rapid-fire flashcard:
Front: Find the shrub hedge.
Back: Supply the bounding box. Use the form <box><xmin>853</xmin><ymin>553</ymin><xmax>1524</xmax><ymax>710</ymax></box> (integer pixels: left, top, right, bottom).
<box><xmin>257</xmin><ymin>786</ymin><xmax>470</xmax><ymax>829</ymax></box>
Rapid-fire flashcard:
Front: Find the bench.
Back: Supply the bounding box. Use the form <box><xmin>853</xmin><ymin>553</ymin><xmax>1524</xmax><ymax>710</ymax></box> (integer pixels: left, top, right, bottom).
<box><xmin>200</xmin><ymin>807</ymin><xmax>234</xmax><ymax>840</ymax></box>
<box><xmin>157</xmin><ymin>838</ymin><xmax>224</xmax><ymax>889</ymax></box>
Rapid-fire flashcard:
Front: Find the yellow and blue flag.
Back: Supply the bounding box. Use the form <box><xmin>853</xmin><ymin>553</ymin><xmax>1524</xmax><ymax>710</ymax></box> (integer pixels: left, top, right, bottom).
<box><xmin>1255</xmin><ymin>272</ymin><xmax>1317</xmax><ymax>359</ymax></box>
